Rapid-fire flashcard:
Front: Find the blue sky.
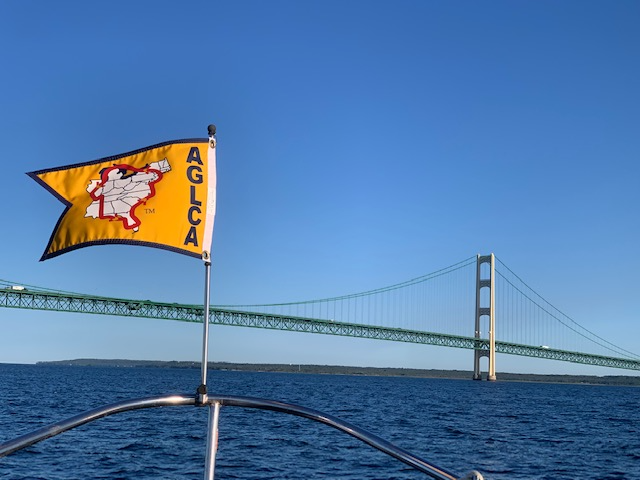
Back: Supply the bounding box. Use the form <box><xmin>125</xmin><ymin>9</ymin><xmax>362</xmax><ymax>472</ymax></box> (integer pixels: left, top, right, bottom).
<box><xmin>0</xmin><ymin>1</ymin><xmax>638</xmax><ymax>375</ymax></box>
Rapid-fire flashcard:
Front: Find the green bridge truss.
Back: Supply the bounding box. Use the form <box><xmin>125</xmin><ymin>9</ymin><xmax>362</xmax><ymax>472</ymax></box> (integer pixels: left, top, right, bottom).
<box><xmin>2</xmin><ymin>288</ymin><xmax>639</xmax><ymax>372</ymax></box>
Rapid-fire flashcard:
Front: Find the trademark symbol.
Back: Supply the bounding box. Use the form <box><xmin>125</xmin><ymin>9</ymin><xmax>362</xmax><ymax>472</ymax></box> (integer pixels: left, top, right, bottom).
<box><xmin>145</xmin><ymin>208</ymin><xmax>155</xmax><ymax>214</ymax></box>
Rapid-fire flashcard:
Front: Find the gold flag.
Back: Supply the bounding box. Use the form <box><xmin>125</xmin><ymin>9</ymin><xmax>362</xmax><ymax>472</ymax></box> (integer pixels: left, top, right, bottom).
<box><xmin>29</xmin><ymin>138</ymin><xmax>217</xmax><ymax>261</ymax></box>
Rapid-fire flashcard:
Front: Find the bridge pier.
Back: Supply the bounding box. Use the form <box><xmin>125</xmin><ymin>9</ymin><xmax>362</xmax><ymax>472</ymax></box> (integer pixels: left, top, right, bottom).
<box><xmin>473</xmin><ymin>254</ymin><xmax>496</xmax><ymax>381</ymax></box>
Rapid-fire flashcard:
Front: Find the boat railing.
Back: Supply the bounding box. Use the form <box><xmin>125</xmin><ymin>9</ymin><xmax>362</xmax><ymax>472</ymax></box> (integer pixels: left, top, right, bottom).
<box><xmin>0</xmin><ymin>393</ymin><xmax>484</xmax><ymax>480</ymax></box>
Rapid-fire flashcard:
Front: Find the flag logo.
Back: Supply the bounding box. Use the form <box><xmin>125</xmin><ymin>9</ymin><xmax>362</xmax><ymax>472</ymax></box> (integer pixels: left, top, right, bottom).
<box><xmin>29</xmin><ymin>138</ymin><xmax>216</xmax><ymax>261</ymax></box>
<box><xmin>85</xmin><ymin>160</ymin><xmax>171</xmax><ymax>232</ymax></box>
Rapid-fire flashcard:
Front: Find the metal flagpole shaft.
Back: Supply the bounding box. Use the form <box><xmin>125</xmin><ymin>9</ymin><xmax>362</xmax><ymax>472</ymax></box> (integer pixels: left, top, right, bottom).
<box><xmin>200</xmin><ymin>123</ymin><xmax>218</xmax><ymax>480</ymax></box>
<box><xmin>204</xmin><ymin>402</ymin><xmax>221</xmax><ymax>480</ymax></box>
<box><xmin>199</xmin><ymin>260</ymin><xmax>212</xmax><ymax>396</ymax></box>
<box><xmin>199</xmin><ymin>124</ymin><xmax>216</xmax><ymax>398</ymax></box>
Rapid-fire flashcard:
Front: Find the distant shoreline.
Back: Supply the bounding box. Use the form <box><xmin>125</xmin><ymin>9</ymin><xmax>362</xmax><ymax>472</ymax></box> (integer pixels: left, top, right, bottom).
<box><xmin>28</xmin><ymin>359</ymin><xmax>640</xmax><ymax>387</ymax></box>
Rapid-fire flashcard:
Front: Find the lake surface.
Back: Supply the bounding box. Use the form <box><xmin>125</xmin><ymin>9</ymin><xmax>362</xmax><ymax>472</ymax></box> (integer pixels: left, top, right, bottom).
<box><xmin>0</xmin><ymin>364</ymin><xmax>638</xmax><ymax>479</ymax></box>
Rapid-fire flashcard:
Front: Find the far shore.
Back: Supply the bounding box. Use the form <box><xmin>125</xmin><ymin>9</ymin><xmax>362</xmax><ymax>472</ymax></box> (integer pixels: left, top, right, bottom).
<box><xmin>19</xmin><ymin>359</ymin><xmax>640</xmax><ymax>387</ymax></box>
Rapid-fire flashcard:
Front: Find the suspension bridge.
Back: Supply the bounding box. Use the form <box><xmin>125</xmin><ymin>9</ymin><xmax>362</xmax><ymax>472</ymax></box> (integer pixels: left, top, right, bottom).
<box><xmin>1</xmin><ymin>254</ymin><xmax>639</xmax><ymax>380</ymax></box>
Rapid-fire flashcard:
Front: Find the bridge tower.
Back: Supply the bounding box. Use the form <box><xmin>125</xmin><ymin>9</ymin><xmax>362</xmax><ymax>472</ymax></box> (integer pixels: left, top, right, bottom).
<box><xmin>473</xmin><ymin>254</ymin><xmax>496</xmax><ymax>381</ymax></box>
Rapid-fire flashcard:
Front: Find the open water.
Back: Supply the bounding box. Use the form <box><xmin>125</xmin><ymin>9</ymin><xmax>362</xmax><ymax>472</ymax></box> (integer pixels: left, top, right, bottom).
<box><xmin>0</xmin><ymin>364</ymin><xmax>639</xmax><ymax>479</ymax></box>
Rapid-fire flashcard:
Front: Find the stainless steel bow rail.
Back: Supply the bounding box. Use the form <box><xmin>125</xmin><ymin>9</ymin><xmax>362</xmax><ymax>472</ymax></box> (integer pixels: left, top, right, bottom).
<box><xmin>0</xmin><ymin>393</ymin><xmax>484</xmax><ymax>480</ymax></box>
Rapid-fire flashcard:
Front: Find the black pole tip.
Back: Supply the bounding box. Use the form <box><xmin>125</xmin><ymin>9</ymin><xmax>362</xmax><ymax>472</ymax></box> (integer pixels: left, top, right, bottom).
<box><xmin>208</xmin><ymin>124</ymin><xmax>217</xmax><ymax>136</ymax></box>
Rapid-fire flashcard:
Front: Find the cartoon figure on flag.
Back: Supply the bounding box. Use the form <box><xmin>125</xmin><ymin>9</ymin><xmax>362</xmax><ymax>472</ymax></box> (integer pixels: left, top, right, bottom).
<box><xmin>28</xmin><ymin>138</ymin><xmax>216</xmax><ymax>261</ymax></box>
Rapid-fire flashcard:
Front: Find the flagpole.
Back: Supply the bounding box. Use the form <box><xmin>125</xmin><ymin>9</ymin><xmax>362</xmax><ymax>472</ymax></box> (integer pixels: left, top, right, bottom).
<box><xmin>201</xmin><ymin>259</ymin><xmax>218</xmax><ymax>479</ymax></box>
<box><xmin>198</xmin><ymin>124</ymin><xmax>217</xmax><ymax>403</ymax></box>
<box><xmin>201</xmin><ymin>125</ymin><xmax>218</xmax><ymax>480</ymax></box>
